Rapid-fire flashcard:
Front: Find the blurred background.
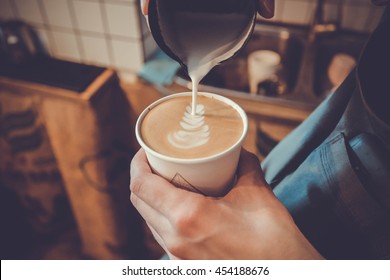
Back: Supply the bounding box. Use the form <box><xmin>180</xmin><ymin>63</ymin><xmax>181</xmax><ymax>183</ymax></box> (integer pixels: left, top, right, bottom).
<box><xmin>0</xmin><ymin>0</ymin><xmax>386</xmax><ymax>260</ymax></box>
<box><xmin>0</xmin><ymin>0</ymin><xmax>384</xmax><ymax>80</ymax></box>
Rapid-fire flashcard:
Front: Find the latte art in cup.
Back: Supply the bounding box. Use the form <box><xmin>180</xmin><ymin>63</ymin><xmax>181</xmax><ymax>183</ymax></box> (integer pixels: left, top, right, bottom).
<box><xmin>140</xmin><ymin>94</ymin><xmax>244</xmax><ymax>159</ymax></box>
<box><xmin>167</xmin><ymin>104</ymin><xmax>210</xmax><ymax>149</ymax></box>
<box><xmin>136</xmin><ymin>92</ymin><xmax>248</xmax><ymax>196</ymax></box>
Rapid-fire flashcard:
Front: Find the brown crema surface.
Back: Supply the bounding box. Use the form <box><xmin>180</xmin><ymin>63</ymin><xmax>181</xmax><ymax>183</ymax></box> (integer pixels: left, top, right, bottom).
<box><xmin>140</xmin><ymin>95</ymin><xmax>243</xmax><ymax>159</ymax></box>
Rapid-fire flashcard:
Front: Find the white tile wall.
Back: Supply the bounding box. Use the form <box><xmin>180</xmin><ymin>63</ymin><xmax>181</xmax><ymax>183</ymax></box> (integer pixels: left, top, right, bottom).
<box><xmin>42</xmin><ymin>0</ymin><xmax>74</xmax><ymax>29</ymax></box>
<box><xmin>0</xmin><ymin>0</ymin><xmax>386</xmax><ymax>77</ymax></box>
<box><xmin>14</xmin><ymin>0</ymin><xmax>45</xmax><ymax>25</ymax></box>
<box><xmin>104</xmin><ymin>3</ymin><xmax>141</xmax><ymax>38</ymax></box>
<box><xmin>80</xmin><ymin>35</ymin><xmax>111</xmax><ymax>66</ymax></box>
<box><xmin>73</xmin><ymin>0</ymin><xmax>105</xmax><ymax>34</ymax></box>
<box><xmin>51</xmin><ymin>30</ymin><xmax>82</xmax><ymax>61</ymax></box>
<box><xmin>0</xmin><ymin>0</ymin><xmax>150</xmax><ymax>77</ymax></box>
<box><xmin>111</xmin><ymin>39</ymin><xmax>144</xmax><ymax>71</ymax></box>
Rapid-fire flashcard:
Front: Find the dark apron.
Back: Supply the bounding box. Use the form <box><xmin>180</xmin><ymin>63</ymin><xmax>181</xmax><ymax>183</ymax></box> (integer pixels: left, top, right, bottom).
<box><xmin>262</xmin><ymin>7</ymin><xmax>390</xmax><ymax>259</ymax></box>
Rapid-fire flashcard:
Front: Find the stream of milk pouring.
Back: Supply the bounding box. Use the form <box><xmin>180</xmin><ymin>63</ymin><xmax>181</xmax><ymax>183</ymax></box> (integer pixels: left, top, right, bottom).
<box><xmin>186</xmin><ymin>15</ymin><xmax>254</xmax><ymax>115</ymax></box>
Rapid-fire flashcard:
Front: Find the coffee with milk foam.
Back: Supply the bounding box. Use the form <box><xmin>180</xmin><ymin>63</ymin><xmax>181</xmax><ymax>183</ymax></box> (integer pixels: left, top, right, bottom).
<box><xmin>140</xmin><ymin>95</ymin><xmax>244</xmax><ymax>159</ymax></box>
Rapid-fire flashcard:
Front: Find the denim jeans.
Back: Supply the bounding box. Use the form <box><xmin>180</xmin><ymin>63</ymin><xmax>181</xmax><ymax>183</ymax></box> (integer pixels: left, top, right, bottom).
<box><xmin>263</xmin><ymin>11</ymin><xmax>390</xmax><ymax>259</ymax></box>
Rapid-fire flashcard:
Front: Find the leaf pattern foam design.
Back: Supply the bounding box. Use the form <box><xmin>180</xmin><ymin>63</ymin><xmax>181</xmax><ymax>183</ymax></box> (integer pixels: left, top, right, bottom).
<box><xmin>167</xmin><ymin>104</ymin><xmax>210</xmax><ymax>149</ymax></box>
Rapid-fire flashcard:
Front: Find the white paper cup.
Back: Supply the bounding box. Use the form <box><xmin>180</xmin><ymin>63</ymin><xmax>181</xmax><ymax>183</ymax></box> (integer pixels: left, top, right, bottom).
<box><xmin>135</xmin><ymin>92</ymin><xmax>248</xmax><ymax>197</ymax></box>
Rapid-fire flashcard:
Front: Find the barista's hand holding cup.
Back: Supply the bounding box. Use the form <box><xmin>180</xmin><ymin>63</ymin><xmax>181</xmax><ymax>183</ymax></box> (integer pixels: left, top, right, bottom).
<box><xmin>135</xmin><ymin>92</ymin><xmax>248</xmax><ymax>197</ymax></box>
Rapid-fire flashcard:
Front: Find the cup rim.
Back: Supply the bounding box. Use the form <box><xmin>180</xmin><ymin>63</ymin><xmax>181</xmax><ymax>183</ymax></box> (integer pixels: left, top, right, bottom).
<box><xmin>135</xmin><ymin>92</ymin><xmax>248</xmax><ymax>164</ymax></box>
